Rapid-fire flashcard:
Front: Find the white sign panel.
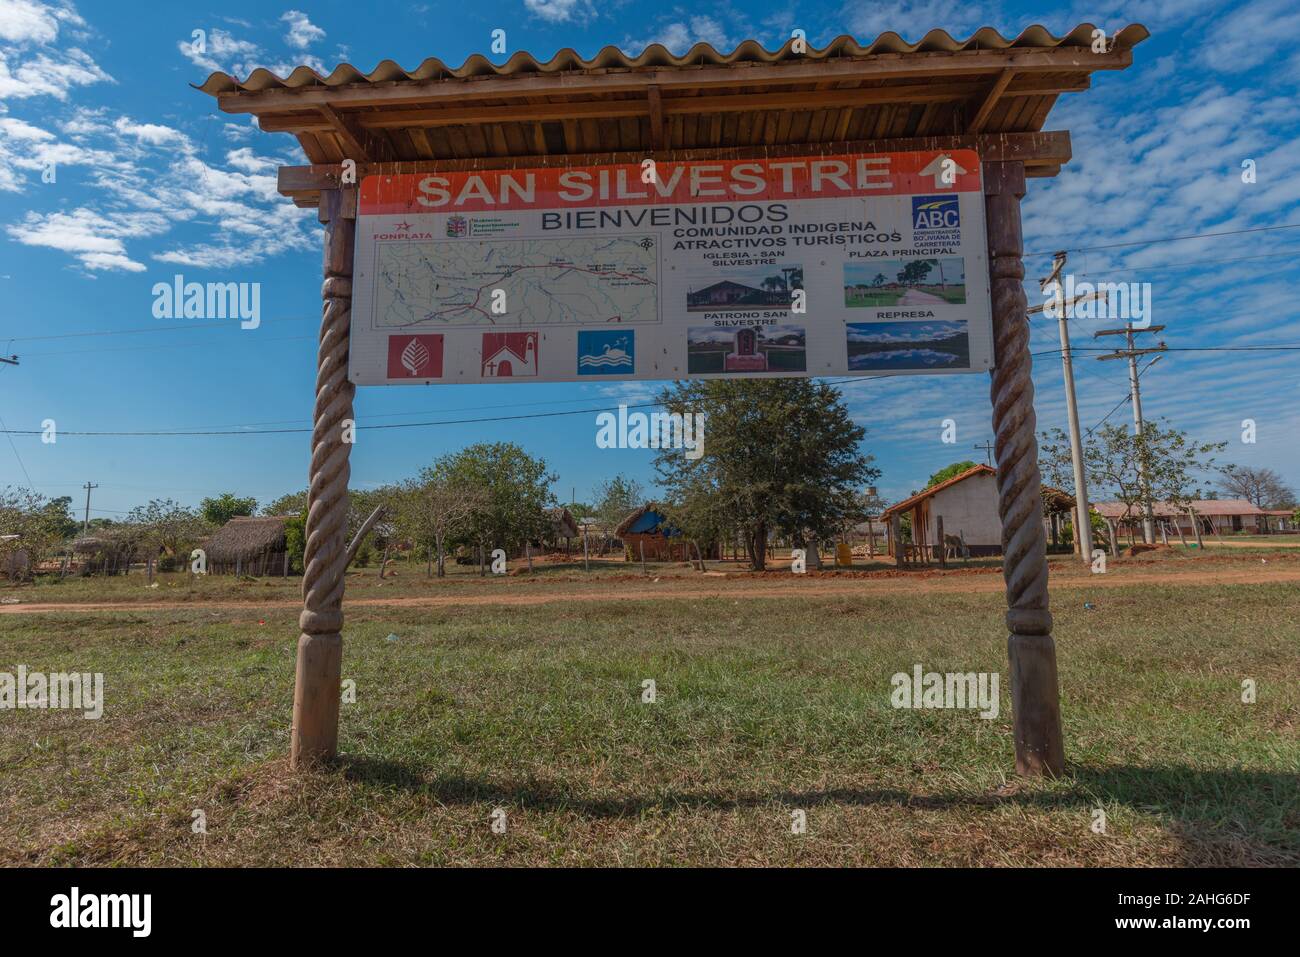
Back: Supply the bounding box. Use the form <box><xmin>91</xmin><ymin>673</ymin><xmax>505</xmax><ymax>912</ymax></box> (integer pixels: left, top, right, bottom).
<box><xmin>349</xmin><ymin>150</ymin><xmax>991</xmax><ymax>385</ymax></box>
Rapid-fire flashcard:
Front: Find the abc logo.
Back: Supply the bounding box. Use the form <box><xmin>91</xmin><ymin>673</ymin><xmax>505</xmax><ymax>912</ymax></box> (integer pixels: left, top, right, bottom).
<box><xmin>912</xmin><ymin>196</ymin><xmax>960</xmax><ymax>230</ymax></box>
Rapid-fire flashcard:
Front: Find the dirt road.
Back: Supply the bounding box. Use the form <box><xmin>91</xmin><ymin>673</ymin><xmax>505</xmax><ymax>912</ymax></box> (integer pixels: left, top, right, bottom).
<box><xmin>3</xmin><ymin>564</ymin><xmax>1297</xmax><ymax>615</ymax></box>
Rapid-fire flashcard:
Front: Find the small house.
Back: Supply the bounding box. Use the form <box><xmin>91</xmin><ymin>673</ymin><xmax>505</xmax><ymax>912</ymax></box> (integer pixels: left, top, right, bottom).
<box><xmin>203</xmin><ymin>516</ymin><xmax>290</xmax><ymax>575</ymax></box>
<box><xmin>615</xmin><ymin>504</ymin><xmax>720</xmax><ymax>561</ymax></box>
<box><xmin>544</xmin><ymin>506</ymin><xmax>580</xmax><ymax>553</ymax></box>
<box><xmin>71</xmin><ymin>535</ymin><xmax>133</xmax><ymax>575</ymax></box>
<box><xmin>881</xmin><ymin>464</ymin><xmax>1003</xmax><ymax>560</ymax></box>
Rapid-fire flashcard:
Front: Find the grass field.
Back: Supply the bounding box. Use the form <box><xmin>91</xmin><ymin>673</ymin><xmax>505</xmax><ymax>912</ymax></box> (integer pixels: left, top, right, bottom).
<box><xmin>1</xmin><ymin>550</ymin><xmax>1297</xmax><ymax>867</ymax></box>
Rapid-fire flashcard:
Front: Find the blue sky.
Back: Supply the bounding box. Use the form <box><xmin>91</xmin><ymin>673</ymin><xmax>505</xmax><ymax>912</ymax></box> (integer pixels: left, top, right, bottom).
<box><xmin>2</xmin><ymin>0</ymin><xmax>1298</xmax><ymax>520</ymax></box>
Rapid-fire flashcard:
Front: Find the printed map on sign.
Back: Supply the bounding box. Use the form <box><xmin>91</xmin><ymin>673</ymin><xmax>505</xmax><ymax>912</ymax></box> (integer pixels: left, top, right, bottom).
<box><xmin>373</xmin><ymin>236</ymin><xmax>659</xmax><ymax>328</ymax></box>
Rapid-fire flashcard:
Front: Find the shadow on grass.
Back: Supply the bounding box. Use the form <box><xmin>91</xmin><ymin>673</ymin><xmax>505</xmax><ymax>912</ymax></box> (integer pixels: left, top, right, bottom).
<box><xmin>338</xmin><ymin>755</ymin><xmax>1298</xmax><ymax>864</ymax></box>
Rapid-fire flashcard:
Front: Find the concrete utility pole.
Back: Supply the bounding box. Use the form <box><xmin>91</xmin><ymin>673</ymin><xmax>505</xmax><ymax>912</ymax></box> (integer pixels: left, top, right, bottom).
<box><xmin>81</xmin><ymin>481</ymin><xmax>98</xmax><ymax>533</ymax></box>
<box><xmin>1028</xmin><ymin>252</ymin><xmax>1101</xmax><ymax>564</ymax></box>
<box><xmin>973</xmin><ymin>440</ymin><xmax>995</xmax><ymax>466</ymax></box>
<box><xmin>1095</xmin><ymin>324</ymin><xmax>1167</xmax><ymax>544</ymax></box>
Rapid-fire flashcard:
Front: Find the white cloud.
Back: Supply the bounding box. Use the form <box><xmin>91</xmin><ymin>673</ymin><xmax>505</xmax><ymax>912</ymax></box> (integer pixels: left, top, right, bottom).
<box><xmin>1197</xmin><ymin>0</ymin><xmax>1300</xmax><ymax>74</ymax></box>
<box><xmin>5</xmin><ymin>207</ymin><xmax>169</xmax><ymax>271</ymax></box>
<box><xmin>0</xmin><ymin>45</ymin><xmax>109</xmax><ymax>98</ymax></box>
<box><xmin>280</xmin><ymin>10</ymin><xmax>324</xmax><ymax>49</ymax></box>
<box><xmin>112</xmin><ymin>116</ymin><xmax>189</xmax><ymax>147</ymax></box>
<box><xmin>626</xmin><ymin>16</ymin><xmax>735</xmax><ymax>54</ymax></box>
<box><xmin>841</xmin><ymin>0</ymin><xmax>998</xmax><ymax>42</ymax></box>
<box><xmin>176</xmin><ymin>27</ymin><xmax>260</xmax><ymax>75</ymax></box>
<box><xmin>0</xmin><ymin>2</ymin><xmax>106</xmax><ymax>101</ymax></box>
<box><xmin>0</xmin><ymin>0</ymin><xmax>78</xmax><ymax>44</ymax></box>
<box><xmin>524</xmin><ymin>0</ymin><xmax>589</xmax><ymax>24</ymax></box>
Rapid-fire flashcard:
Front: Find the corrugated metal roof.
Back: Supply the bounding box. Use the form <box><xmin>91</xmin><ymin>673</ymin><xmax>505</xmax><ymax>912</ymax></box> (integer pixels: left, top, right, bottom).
<box><xmin>1092</xmin><ymin>500</ymin><xmax>1267</xmax><ymax>518</ymax></box>
<box><xmin>197</xmin><ymin>24</ymin><xmax>1149</xmax><ymax>95</ymax></box>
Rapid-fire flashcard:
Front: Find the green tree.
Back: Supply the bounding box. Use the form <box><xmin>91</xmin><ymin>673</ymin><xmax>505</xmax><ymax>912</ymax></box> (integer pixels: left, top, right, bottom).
<box><xmin>926</xmin><ymin>460</ymin><xmax>978</xmax><ymax>488</ymax></box>
<box><xmin>654</xmin><ymin>379</ymin><xmax>878</xmax><ymax>570</ymax></box>
<box><xmin>0</xmin><ymin>487</ymin><xmax>64</xmax><ymax>577</ymax></box>
<box><xmin>1085</xmin><ymin>420</ymin><xmax>1226</xmax><ymax>530</ymax></box>
<box><xmin>1219</xmin><ymin>465</ymin><xmax>1295</xmax><ymax>509</ymax></box>
<box><xmin>898</xmin><ymin>259</ymin><xmax>934</xmax><ymax>286</ymax></box>
<box><xmin>263</xmin><ymin>490</ymin><xmax>308</xmax><ymax>517</ymax></box>
<box><xmin>593</xmin><ymin>474</ymin><xmax>643</xmax><ymax>551</ymax></box>
<box><xmin>392</xmin><ymin>469</ymin><xmax>486</xmax><ymax>577</ymax></box>
<box><xmin>126</xmin><ymin>498</ymin><xmax>207</xmax><ymax>561</ymax></box>
<box><xmin>440</xmin><ymin>443</ymin><xmax>556</xmax><ymax>557</ymax></box>
<box><xmin>200</xmin><ymin>492</ymin><xmax>257</xmax><ymax>526</ymax></box>
<box><xmin>41</xmin><ymin>496</ymin><xmax>79</xmax><ymax>541</ymax></box>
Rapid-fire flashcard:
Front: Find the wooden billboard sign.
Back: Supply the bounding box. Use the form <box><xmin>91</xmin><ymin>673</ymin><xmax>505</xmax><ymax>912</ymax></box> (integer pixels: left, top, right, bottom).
<box><xmin>201</xmin><ymin>23</ymin><xmax>1149</xmax><ymax>778</ymax></box>
<box><xmin>347</xmin><ymin>150</ymin><xmax>993</xmax><ymax>385</ymax></box>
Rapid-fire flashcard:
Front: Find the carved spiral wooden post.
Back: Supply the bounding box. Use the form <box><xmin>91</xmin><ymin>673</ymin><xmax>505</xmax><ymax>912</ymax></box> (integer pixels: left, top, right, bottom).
<box><xmin>291</xmin><ymin>187</ymin><xmax>357</xmax><ymax>768</ymax></box>
<box><xmin>984</xmin><ymin>162</ymin><xmax>1065</xmax><ymax>776</ymax></box>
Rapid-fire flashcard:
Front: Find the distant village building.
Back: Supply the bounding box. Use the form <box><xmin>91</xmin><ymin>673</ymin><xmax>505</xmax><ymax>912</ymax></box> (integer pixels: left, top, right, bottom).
<box><xmin>1</xmin><ymin>534</ymin><xmax>29</xmax><ymax>580</ymax></box>
<box><xmin>880</xmin><ymin>464</ymin><xmax>1075</xmax><ymax>560</ymax></box>
<box><xmin>545</xmin><ymin>506</ymin><xmax>579</xmax><ymax>553</ymax></box>
<box><xmin>615</xmin><ymin>504</ymin><xmax>721</xmax><ymax>561</ymax></box>
<box><xmin>71</xmin><ymin>536</ymin><xmax>133</xmax><ymax>576</ymax></box>
<box><xmin>1092</xmin><ymin>499</ymin><xmax>1293</xmax><ymax>537</ymax></box>
<box><xmin>203</xmin><ymin>516</ymin><xmax>290</xmax><ymax>575</ymax></box>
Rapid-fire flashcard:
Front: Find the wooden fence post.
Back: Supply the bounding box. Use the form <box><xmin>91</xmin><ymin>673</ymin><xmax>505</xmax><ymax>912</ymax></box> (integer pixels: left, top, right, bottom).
<box><xmin>891</xmin><ymin>514</ymin><xmax>904</xmax><ymax>567</ymax></box>
<box><xmin>291</xmin><ymin>185</ymin><xmax>356</xmax><ymax>769</ymax></box>
<box><xmin>985</xmin><ymin>160</ymin><xmax>1063</xmax><ymax>777</ymax></box>
<box><xmin>936</xmin><ymin>515</ymin><xmax>946</xmax><ymax>569</ymax></box>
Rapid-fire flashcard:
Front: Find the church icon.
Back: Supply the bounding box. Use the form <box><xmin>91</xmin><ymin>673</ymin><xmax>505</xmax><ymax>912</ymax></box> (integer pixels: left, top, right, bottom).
<box><xmin>481</xmin><ymin>332</ymin><xmax>538</xmax><ymax>377</ymax></box>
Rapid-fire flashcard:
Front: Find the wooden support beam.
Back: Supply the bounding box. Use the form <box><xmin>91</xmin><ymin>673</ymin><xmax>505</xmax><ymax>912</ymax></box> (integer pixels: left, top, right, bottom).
<box><xmin>316</xmin><ymin>103</ymin><xmax>395</xmax><ymax>163</ymax></box>
<box><xmin>967</xmin><ymin>68</ymin><xmax>1016</xmax><ymax>133</ymax></box>
<box><xmin>219</xmin><ymin>47</ymin><xmax>1133</xmax><ymax>115</ymax></box>
<box><xmin>290</xmin><ymin>186</ymin><xmax>357</xmax><ymax>769</ymax></box>
<box><xmin>984</xmin><ymin>160</ymin><xmax>1064</xmax><ymax>777</ymax></box>
<box><xmin>647</xmin><ymin>85</ymin><xmax>665</xmax><ymax>151</ymax></box>
<box><xmin>277</xmin><ymin>130</ymin><xmax>1073</xmax><ymax>201</ymax></box>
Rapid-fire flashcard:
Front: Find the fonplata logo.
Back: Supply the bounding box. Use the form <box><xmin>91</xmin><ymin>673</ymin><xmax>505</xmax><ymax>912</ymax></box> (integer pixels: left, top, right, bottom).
<box><xmin>912</xmin><ymin>195</ymin><xmax>960</xmax><ymax>230</ymax></box>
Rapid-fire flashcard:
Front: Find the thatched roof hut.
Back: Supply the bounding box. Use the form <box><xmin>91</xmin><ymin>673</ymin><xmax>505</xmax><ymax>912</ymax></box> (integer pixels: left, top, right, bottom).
<box><xmin>615</xmin><ymin>503</ymin><xmax>719</xmax><ymax>561</ymax></box>
<box><xmin>614</xmin><ymin>503</ymin><xmax>663</xmax><ymax>540</ymax></box>
<box><xmin>548</xmin><ymin>507</ymin><xmax>579</xmax><ymax>541</ymax></box>
<box><xmin>203</xmin><ymin>516</ymin><xmax>289</xmax><ymax>574</ymax></box>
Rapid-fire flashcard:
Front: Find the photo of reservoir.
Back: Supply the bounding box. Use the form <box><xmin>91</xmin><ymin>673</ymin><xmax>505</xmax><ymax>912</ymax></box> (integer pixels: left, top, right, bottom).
<box><xmin>845</xmin><ymin>321</ymin><xmax>970</xmax><ymax>371</ymax></box>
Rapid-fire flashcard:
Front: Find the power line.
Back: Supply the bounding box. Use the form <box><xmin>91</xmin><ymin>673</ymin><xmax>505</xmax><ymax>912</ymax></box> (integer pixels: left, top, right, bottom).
<box><xmin>1025</xmin><ymin>222</ymin><xmax>1300</xmax><ymax>259</ymax></box>
<box><xmin>1086</xmin><ymin>355</ymin><xmax>1163</xmax><ymax>435</ymax></box>
<box><xmin>0</xmin><ymin>411</ymin><xmax>33</xmax><ymax>487</ymax></box>
<box><xmin>4</xmin><ymin>317</ymin><xmax>313</xmax><ymax>342</ymax></box>
<box><xmin>1</xmin><ymin>346</ymin><xmax>1293</xmax><ymax>440</ymax></box>
<box><xmin>1070</xmin><ymin>249</ymin><xmax>1300</xmax><ymax>277</ymax></box>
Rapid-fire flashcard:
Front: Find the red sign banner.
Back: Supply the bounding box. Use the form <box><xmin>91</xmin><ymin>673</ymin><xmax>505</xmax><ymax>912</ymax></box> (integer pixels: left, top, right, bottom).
<box><xmin>359</xmin><ymin>150</ymin><xmax>982</xmax><ymax>216</ymax></box>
